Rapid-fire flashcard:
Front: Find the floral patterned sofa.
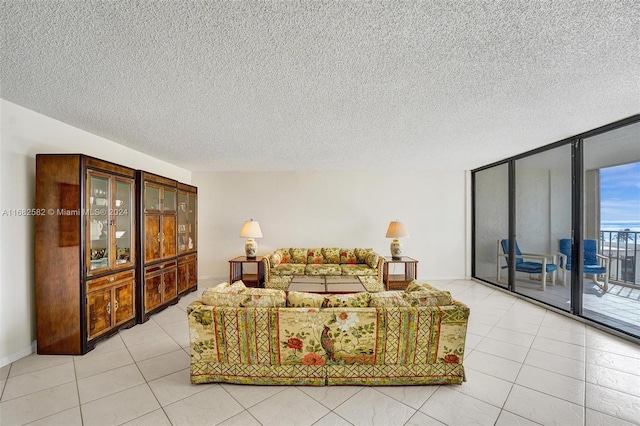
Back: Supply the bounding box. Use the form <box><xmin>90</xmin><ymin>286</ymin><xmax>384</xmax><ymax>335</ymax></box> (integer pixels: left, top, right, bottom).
<box><xmin>262</xmin><ymin>248</ymin><xmax>385</xmax><ymax>283</ymax></box>
<box><xmin>188</xmin><ymin>280</ymin><xmax>469</xmax><ymax>386</ymax></box>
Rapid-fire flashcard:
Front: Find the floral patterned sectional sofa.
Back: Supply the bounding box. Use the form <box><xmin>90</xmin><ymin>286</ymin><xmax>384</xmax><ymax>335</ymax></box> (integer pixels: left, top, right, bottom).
<box><xmin>188</xmin><ymin>280</ymin><xmax>469</xmax><ymax>386</ymax></box>
<box><xmin>261</xmin><ymin>247</ymin><xmax>385</xmax><ymax>283</ymax></box>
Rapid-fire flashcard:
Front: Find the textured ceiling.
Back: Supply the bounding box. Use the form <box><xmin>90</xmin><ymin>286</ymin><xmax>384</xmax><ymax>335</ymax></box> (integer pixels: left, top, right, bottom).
<box><xmin>2</xmin><ymin>1</ymin><xmax>639</xmax><ymax>171</ymax></box>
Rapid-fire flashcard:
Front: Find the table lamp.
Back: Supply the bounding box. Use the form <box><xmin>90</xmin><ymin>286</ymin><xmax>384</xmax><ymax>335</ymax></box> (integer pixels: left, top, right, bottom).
<box><xmin>240</xmin><ymin>219</ymin><xmax>263</xmax><ymax>258</ymax></box>
<box><xmin>385</xmin><ymin>220</ymin><xmax>409</xmax><ymax>259</ymax></box>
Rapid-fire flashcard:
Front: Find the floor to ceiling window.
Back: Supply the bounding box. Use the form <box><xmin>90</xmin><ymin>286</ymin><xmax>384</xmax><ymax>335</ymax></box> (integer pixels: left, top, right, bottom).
<box><xmin>472</xmin><ymin>163</ymin><xmax>509</xmax><ymax>288</ymax></box>
<box><xmin>582</xmin><ymin>121</ymin><xmax>640</xmax><ymax>337</ymax></box>
<box><xmin>472</xmin><ymin>115</ymin><xmax>640</xmax><ymax>341</ymax></box>
<box><xmin>514</xmin><ymin>144</ymin><xmax>572</xmax><ymax>311</ymax></box>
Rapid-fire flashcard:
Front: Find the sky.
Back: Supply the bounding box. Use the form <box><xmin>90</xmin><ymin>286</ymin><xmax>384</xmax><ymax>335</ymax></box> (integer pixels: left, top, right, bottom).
<box><xmin>600</xmin><ymin>162</ymin><xmax>640</xmax><ymax>227</ymax></box>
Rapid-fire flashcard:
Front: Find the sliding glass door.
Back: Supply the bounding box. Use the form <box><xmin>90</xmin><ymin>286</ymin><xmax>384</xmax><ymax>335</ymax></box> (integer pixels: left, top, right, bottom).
<box><xmin>514</xmin><ymin>145</ymin><xmax>572</xmax><ymax>311</ymax></box>
<box><xmin>582</xmin><ymin>121</ymin><xmax>640</xmax><ymax>336</ymax></box>
<box><xmin>472</xmin><ymin>115</ymin><xmax>640</xmax><ymax>340</ymax></box>
<box><xmin>473</xmin><ymin>163</ymin><xmax>509</xmax><ymax>288</ymax></box>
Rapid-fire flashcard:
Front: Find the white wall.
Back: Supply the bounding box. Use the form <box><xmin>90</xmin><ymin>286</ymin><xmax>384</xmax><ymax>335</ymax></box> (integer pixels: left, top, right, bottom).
<box><xmin>192</xmin><ymin>170</ymin><xmax>467</xmax><ymax>282</ymax></box>
<box><xmin>0</xmin><ymin>100</ymin><xmax>191</xmax><ymax>366</ymax></box>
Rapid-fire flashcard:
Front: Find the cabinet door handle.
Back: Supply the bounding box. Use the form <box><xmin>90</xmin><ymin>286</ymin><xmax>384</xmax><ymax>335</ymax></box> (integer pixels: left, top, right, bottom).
<box><xmin>106</xmin><ymin>302</ymin><xmax>111</xmax><ymax>315</ymax></box>
<box><xmin>114</xmin><ymin>300</ymin><xmax>119</xmax><ymax>311</ymax></box>
<box><xmin>157</xmin><ymin>233</ymin><xmax>161</xmax><ymax>242</ymax></box>
<box><xmin>108</xmin><ymin>276</ymin><xmax>116</xmax><ymax>283</ymax></box>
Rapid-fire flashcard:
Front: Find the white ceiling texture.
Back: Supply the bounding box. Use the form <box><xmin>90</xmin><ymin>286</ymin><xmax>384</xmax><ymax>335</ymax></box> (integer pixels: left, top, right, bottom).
<box><xmin>2</xmin><ymin>1</ymin><xmax>639</xmax><ymax>171</ymax></box>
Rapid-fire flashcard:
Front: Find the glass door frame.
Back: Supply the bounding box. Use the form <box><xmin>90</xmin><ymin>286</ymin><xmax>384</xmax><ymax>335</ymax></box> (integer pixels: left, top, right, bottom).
<box><xmin>471</xmin><ymin>114</ymin><xmax>640</xmax><ymax>335</ymax></box>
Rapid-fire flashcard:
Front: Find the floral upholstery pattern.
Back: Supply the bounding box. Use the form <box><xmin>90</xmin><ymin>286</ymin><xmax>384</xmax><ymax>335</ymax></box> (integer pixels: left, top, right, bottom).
<box><xmin>340</xmin><ymin>249</ymin><xmax>358</xmax><ymax>264</ymax></box>
<box><xmin>188</xmin><ymin>294</ymin><xmax>470</xmax><ymax>386</ymax></box>
<box><xmin>322</xmin><ymin>247</ymin><xmax>341</xmax><ymax>264</ymax></box>
<box><xmin>270</xmin><ymin>263</ymin><xmax>307</xmax><ymax>276</ymax></box>
<box><xmin>354</xmin><ymin>248</ymin><xmax>373</xmax><ymax>263</ymax></box>
<box><xmin>291</xmin><ymin>248</ymin><xmax>308</xmax><ymax>264</ymax></box>
<box><xmin>266</xmin><ymin>276</ymin><xmax>293</xmax><ymax>290</ymax></box>
<box><xmin>263</xmin><ymin>248</ymin><xmax>385</xmax><ymax>285</ymax></box>
<box><xmin>359</xmin><ymin>276</ymin><xmax>385</xmax><ymax>292</ymax></box>
<box><xmin>369</xmin><ymin>291</ymin><xmax>411</xmax><ymax>307</ymax></box>
<box><xmin>305</xmin><ymin>264</ymin><xmax>342</xmax><ymax>276</ymax></box>
<box><xmin>287</xmin><ymin>291</ymin><xmax>326</xmax><ymax>308</ymax></box>
<box><xmin>307</xmin><ymin>248</ymin><xmax>324</xmax><ymax>264</ymax></box>
<box><xmin>402</xmin><ymin>280</ymin><xmax>453</xmax><ymax>306</ymax></box>
<box><xmin>341</xmin><ymin>264</ymin><xmax>377</xmax><ymax>276</ymax></box>
<box><xmin>241</xmin><ymin>288</ymin><xmax>286</xmax><ymax>308</ymax></box>
<box><xmin>322</xmin><ymin>292</ymin><xmax>370</xmax><ymax>308</ymax></box>
<box><xmin>200</xmin><ymin>282</ymin><xmax>249</xmax><ymax>306</ymax></box>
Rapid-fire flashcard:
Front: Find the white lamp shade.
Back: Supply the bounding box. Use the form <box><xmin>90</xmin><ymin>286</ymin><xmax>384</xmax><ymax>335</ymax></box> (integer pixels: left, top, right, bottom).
<box><xmin>240</xmin><ymin>219</ymin><xmax>263</xmax><ymax>238</ymax></box>
<box><xmin>385</xmin><ymin>221</ymin><xmax>409</xmax><ymax>239</ymax></box>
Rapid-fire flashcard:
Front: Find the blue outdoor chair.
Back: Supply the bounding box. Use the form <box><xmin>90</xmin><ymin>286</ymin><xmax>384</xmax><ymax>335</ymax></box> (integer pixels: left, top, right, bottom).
<box><xmin>558</xmin><ymin>239</ymin><xmax>609</xmax><ymax>292</ymax></box>
<box><xmin>497</xmin><ymin>239</ymin><xmax>558</xmax><ymax>290</ymax></box>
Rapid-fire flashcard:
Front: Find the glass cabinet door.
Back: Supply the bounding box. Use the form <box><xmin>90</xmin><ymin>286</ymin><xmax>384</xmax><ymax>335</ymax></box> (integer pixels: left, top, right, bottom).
<box><xmin>114</xmin><ymin>178</ymin><xmax>134</xmax><ymax>267</ymax></box>
<box><xmin>177</xmin><ymin>192</ymin><xmax>188</xmax><ymax>254</ymax></box>
<box><xmin>163</xmin><ymin>188</ymin><xmax>177</xmax><ymax>213</ymax></box>
<box><xmin>188</xmin><ymin>193</ymin><xmax>197</xmax><ymax>251</ymax></box>
<box><xmin>88</xmin><ymin>172</ymin><xmax>110</xmax><ymax>273</ymax></box>
<box><xmin>144</xmin><ymin>183</ymin><xmax>161</xmax><ymax>212</ymax></box>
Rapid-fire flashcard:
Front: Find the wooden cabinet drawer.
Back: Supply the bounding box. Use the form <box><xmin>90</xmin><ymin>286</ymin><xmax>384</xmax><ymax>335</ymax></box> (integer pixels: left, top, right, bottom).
<box><xmin>87</xmin><ymin>270</ymin><xmax>135</xmax><ymax>293</ymax></box>
<box><xmin>145</xmin><ymin>260</ymin><xmax>177</xmax><ymax>276</ymax></box>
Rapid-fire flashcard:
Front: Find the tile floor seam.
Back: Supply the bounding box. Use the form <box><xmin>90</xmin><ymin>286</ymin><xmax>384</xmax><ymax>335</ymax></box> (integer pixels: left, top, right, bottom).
<box><xmin>0</xmin><ymin>363</ymin><xmax>11</xmax><ymax>400</ymax></box>
<box><xmin>70</xmin><ymin>360</ymin><xmax>85</xmax><ymax>426</ymax></box>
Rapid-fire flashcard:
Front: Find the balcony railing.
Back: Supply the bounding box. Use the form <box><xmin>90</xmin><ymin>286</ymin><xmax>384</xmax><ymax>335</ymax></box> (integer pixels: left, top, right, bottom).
<box><xmin>600</xmin><ymin>231</ymin><xmax>639</xmax><ymax>287</ymax></box>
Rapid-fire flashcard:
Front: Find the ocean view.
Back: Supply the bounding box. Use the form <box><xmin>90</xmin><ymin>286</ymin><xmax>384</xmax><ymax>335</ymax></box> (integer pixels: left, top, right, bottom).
<box><xmin>601</xmin><ymin>221</ymin><xmax>640</xmax><ymax>232</ymax></box>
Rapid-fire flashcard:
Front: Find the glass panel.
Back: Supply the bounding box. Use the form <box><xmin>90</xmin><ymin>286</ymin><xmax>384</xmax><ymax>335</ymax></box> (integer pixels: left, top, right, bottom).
<box><xmin>473</xmin><ymin>164</ymin><xmax>509</xmax><ymax>288</ymax></box>
<box><xmin>114</xmin><ymin>179</ymin><xmax>133</xmax><ymax>266</ymax></box>
<box><xmin>583</xmin><ymin>121</ymin><xmax>640</xmax><ymax>338</ymax></box>
<box><xmin>88</xmin><ymin>174</ymin><xmax>109</xmax><ymax>272</ymax></box>
<box><xmin>515</xmin><ymin>144</ymin><xmax>571</xmax><ymax>311</ymax></box>
<box><xmin>163</xmin><ymin>188</ymin><xmax>176</xmax><ymax>212</ymax></box>
<box><xmin>145</xmin><ymin>184</ymin><xmax>160</xmax><ymax>211</ymax></box>
<box><xmin>188</xmin><ymin>193</ymin><xmax>196</xmax><ymax>250</ymax></box>
<box><xmin>177</xmin><ymin>192</ymin><xmax>188</xmax><ymax>253</ymax></box>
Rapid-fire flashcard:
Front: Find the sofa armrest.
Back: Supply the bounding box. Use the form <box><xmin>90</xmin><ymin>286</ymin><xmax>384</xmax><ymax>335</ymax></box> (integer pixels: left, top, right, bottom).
<box><xmin>262</xmin><ymin>256</ymin><xmax>272</xmax><ymax>282</ymax></box>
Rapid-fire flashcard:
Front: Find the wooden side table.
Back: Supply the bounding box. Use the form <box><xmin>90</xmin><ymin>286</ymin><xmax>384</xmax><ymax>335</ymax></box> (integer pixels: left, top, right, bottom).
<box><xmin>229</xmin><ymin>256</ymin><xmax>264</xmax><ymax>288</ymax></box>
<box><xmin>383</xmin><ymin>256</ymin><xmax>418</xmax><ymax>290</ymax></box>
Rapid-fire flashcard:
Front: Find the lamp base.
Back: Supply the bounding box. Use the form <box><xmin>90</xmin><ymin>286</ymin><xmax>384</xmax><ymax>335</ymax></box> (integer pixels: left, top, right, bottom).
<box><xmin>390</xmin><ymin>239</ymin><xmax>403</xmax><ymax>259</ymax></box>
<box><xmin>245</xmin><ymin>238</ymin><xmax>257</xmax><ymax>259</ymax></box>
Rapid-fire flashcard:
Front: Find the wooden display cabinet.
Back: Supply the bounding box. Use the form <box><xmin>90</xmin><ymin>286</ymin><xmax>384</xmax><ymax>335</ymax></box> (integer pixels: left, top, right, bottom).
<box><xmin>177</xmin><ymin>183</ymin><xmax>198</xmax><ymax>295</ymax></box>
<box><xmin>143</xmin><ymin>260</ymin><xmax>178</xmax><ymax>313</ymax></box>
<box><xmin>136</xmin><ymin>172</ymin><xmax>179</xmax><ymax>322</ymax></box>
<box><xmin>35</xmin><ymin>154</ymin><xmax>136</xmax><ymax>355</ymax></box>
<box><xmin>178</xmin><ymin>253</ymin><xmax>197</xmax><ymax>294</ymax></box>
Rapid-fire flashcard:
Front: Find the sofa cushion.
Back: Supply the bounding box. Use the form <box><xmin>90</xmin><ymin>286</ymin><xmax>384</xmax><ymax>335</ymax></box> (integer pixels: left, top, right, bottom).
<box><xmin>402</xmin><ymin>290</ymin><xmax>453</xmax><ymax>307</ymax></box>
<box><xmin>341</xmin><ymin>264</ymin><xmax>378</xmax><ymax>276</ymax></box>
<box><xmin>230</xmin><ymin>280</ymin><xmax>247</xmax><ymax>291</ymax></box>
<box><xmin>405</xmin><ymin>280</ymin><xmax>439</xmax><ymax>292</ymax></box>
<box><xmin>365</xmin><ymin>252</ymin><xmax>379</xmax><ymax>268</ymax></box>
<box><xmin>305</xmin><ymin>264</ymin><xmax>342</xmax><ymax>276</ymax></box>
<box><xmin>307</xmin><ymin>248</ymin><xmax>324</xmax><ymax>264</ymax></box>
<box><xmin>369</xmin><ymin>291</ymin><xmax>411</xmax><ymax>307</ymax></box>
<box><xmin>287</xmin><ymin>291</ymin><xmax>326</xmax><ymax>308</ymax></box>
<box><xmin>322</xmin><ymin>292</ymin><xmax>371</xmax><ymax>308</ymax></box>
<box><xmin>340</xmin><ymin>249</ymin><xmax>358</xmax><ymax>264</ymax></box>
<box><xmin>355</xmin><ymin>248</ymin><xmax>373</xmax><ymax>263</ymax></box>
<box><xmin>208</xmin><ymin>282</ymin><xmax>230</xmax><ymax>292</ymax></box>
<box><xmin>276</xmin><ymin>248</ymin><xmax>292</xmax><ymax>263</ymax></box>
<box><xmin>270</xmin><ymin>263</ymin><xmax>307</xmax><ymax>276</ymax></box>
<box><xmin>240</xmin><ymin>288</ymin><xmax>286</xmax><ymax>307</ymax></box>
<box><xmin>270</xmin><ymin>252</ymin><xmax>282</xmax><ymax>267</ymax></box>
<box><xmin>200</xmin><ymin>282</ymin><xmax>249</xmax><ymax>306</ymax></box>
<box><xmin>322</xmin><ymin>247</ymin><xmax>341</xmax><ymax>264</ymax></box>
<box><xmin>291</xmin><ymin>248</ymin><xmax>308</xmax><ymax>264</ymax></box>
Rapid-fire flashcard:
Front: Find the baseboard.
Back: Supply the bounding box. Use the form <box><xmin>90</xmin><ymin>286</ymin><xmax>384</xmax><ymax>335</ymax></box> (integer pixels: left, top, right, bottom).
<box><xmin>1</xmin><ymin>340</ymin><xmax>36</xmax><ymax>368</ymax></box>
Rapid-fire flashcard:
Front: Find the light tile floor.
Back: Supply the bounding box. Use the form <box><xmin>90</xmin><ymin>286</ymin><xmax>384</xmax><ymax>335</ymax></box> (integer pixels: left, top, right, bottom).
<box><xmin>1</xmin><ymin>279</ymin><xmax>640</xmax><ymax>426</ymax></box>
